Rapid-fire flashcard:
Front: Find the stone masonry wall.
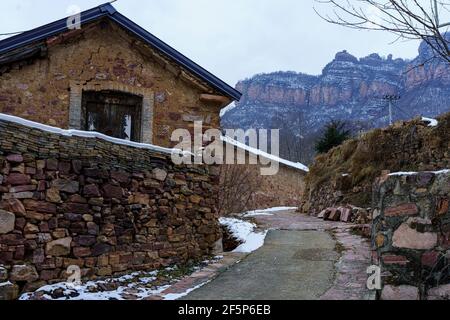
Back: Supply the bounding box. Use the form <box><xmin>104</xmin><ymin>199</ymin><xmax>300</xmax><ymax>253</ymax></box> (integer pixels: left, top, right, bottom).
<box><xmin>249</xmin><ymin>164</ymin><xmax>305</xmax><ymax>210</ymax></box>
<box><xmin>302</xmin><ymin>113</ymin><xmax>450</xmax><ymax>214</ymax></box>
<box><xmin>0</xmin><ymin>19</ymin><xmax>230</xmax><ymax>148</ymax></box>
<box><xmin>372</xmin><ymin>171</ymin><xmax>450</xmax><ymax>300</ymax></box>
<box><xmin>0</xmin><ymin>118</ymin><xmax>221</xmax><ymax>299</ymax></box>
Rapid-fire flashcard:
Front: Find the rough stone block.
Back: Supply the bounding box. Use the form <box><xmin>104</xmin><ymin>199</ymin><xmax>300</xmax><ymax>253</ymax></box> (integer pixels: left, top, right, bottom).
<box><xmin>10</xmin><ymin>265</ymin><xmax>39</xmax><ymax>282</ymax></box>
<box><xmin>427</xmin><ymin>284</ymin><xmax>450</xmax><ymax>300</ymax></box>
<box><xmin>385</xmin><ymin>203</ymin><xmax>419</xmax><ymax>217</ymax></box>
<box><xmin>0</xmin><ymin>210</ymin><xmax>15</xmax><ymax>234</ymax></box>
<box><xmin>46</xmin><ymin>237</ymin><xmax>72</xmax><ymax>257</ymax></box>
<box><xmin>0</xmin><ymin>282</ymin><xmax>19</xmax><ymax>300</ymax></box>
<box><xmin>381</xmin><ymin>285</ymin><xmax>420</xmax><ymax>300</ymax></box>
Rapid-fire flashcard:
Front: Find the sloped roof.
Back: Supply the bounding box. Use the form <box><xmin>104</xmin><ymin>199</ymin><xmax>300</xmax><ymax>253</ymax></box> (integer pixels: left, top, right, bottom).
<box><xmin>0</xmin><ymin>3</ymin><xmax>241</xmax><ymax>101</ymax></box>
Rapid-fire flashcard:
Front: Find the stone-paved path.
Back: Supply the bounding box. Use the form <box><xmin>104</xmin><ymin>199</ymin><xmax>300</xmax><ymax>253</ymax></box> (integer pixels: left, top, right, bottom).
<box><xmin>184</xmin><ymin>210</ymin><xmax>374</xmax><ymax>300</ymax></box>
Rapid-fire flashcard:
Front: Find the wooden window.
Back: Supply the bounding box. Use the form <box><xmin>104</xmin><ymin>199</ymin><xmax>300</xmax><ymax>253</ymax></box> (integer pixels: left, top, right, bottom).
<box><xmin>81</xmin><ymin>91</ymin><xmax>143</xmax><ymax>142</ymax></box>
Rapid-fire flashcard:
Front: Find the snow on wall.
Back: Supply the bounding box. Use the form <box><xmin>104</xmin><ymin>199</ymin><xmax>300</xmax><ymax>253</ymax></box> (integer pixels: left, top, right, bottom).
<box><xmin>0</xmin><ymin>113</ymin><xmax>187</xmax><ymax>156</ymax></box>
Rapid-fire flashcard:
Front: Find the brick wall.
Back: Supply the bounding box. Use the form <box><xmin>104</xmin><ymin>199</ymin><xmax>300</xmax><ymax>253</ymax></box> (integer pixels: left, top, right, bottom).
<box><xmin>372</xmin><ymin>171</ymin><xmax>450</xmax><ymax>300</ymax></box>
<box><xmin>0</xmin><ymin>117</ymin><xmax>221</xmax><ymax>299</ymax></box>
<box><xmin>0</xmin><ymin>19</ymin><xmax>230</xmax><ymax>148</ymax></box>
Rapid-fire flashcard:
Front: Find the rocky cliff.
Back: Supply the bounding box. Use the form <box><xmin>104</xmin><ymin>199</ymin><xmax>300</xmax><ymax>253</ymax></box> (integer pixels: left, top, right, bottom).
<box><xmin>222</xmin><ymin>41</ymin><xmax>450</xmax><ymax>163</ymax></box>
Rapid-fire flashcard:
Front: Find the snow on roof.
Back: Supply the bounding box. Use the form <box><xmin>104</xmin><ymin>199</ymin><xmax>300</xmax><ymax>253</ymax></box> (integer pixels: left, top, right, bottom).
<box><xmin>0</xmin><ymin>113</ymin><xmax>188</xmax><ymax>156</ymax></box>
<box><xmin>221</xmin><ymin>136</ymin><xmax>309</xmax><ymax>173</ymax></box>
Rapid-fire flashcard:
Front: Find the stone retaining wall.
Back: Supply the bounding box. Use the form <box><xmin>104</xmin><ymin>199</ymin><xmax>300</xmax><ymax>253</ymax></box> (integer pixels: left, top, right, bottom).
<box><xmin>302</xmin><ymin>113</ymin><xmax>450</xmax><ymax>214</ymax></box>
<box><xmin>0</xmin><ymin>118</ymin><xmax>221</xmax><ymax>299</ymax></box>
<box><xmin>372</xmin><ymin>171</ymin><xmax>450</xmax><ymax>300</ymax></box>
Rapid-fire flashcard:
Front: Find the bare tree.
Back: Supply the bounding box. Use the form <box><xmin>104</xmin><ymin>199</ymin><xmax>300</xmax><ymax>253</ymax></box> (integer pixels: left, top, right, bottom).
<box><xmin>315</xmin><ymin>0</ymin><xmax>450</xmax><ymax>65</ymax></box>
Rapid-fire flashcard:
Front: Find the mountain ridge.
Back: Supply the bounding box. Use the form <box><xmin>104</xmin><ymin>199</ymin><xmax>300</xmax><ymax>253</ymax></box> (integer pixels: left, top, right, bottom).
<box><xmin>222</xmin><ymin>43</ymin><xmax>450</xmax><ymax>163</ymax></box>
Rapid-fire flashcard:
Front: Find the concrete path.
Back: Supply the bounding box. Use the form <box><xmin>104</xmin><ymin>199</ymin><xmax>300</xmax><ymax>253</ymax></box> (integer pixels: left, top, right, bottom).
<box><xmin>184</xmin><ymin>210</ymin><xmax>373</xmax><ymax>300</ymax></box>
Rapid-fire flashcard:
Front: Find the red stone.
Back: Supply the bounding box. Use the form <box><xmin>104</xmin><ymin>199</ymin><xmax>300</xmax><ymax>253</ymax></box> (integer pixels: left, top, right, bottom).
<box><xmin>73</xmin><ymin>247</ymin><xmax>91</xmax><ymax>258</ymax></box>
<box><xmin>14</xmin><ymin>246</ymin><xmax>25</xmax><ymax>260</ymax></box>
<box><xmin>46</xmin><ymin>159</ymin><xmax>58</xmax><ymax>171</ymax></box>
<box><xmin>317</xmin><ymin>209</ymin><xmax>328</xmax><ymax>219</ymax></box>
<box><xmin>40</xmin><ymin>269</ymin><xmax>60</xmax><ymax>281</ymax></box>
<box><xmin>327</xmin><ymin>208</ymin><xmax>341</xmax><ymax>221</ymax></box>
<box><xmin>422</xmin><ymin>251</ymin><xmax>440</xmax><ymax>268</ymax></box>
<box><xmin>63</xmin><ymin>203</ymin><xmax>89</xmax><ymax>214</ymax></box>
<box><xmin>25</xmin><ymin>167</ymin><xmax>36</xmax><ymax>175</ymax></box>
<box><xmin>37</xmin><ymin>181</ymin><xmax>47</xmax><ymax>192</ymax></box>
<box><xmin>385</xmin><ymin>203</ymin><xmax>418</xmax><ymax>217</ymax></box>
<box><xmin>6</xmin><ymin>173</ymin><xmax>31</xmax><ymax>186</ymax></box>
<box><xmin>9</xmin><ymin>185</ymin><xmax>36</xmax><ymax>193</ymax></box>
<box><xmin>83</xmin><ymin>184</ymin><xmax>101</xmax><ymax>197</ymax></box>
<box><xmin>68</xmin><ymin>194</ymin><xmax>87</xmax><ymax>204</ymax></box>
<box><xmin>6</xmin><ymin>154</ymin><xmax>23</xmax><ymax>164</ymax></box>
<box><xmin>437</xmin><ymin>198</ymin><xmax>449</xmax><ymax>216</ymax></box>
<box><xmin>111</xmin><ymin>171</ymin><xmax>130</xmax><ymax>184</ymax></box>
<box><xmin>75</xmin><ymin>235</ymin><xmax>96</xmax><ymax>247</ymax></box>
<box><xmin>340</xmin><ymin>208</ymin><xmax>353</xmax><ymax>222</ymax></box>
<box><xmin>58</xmin><ymin>162</ymin><xmax>71</xmax><ymax>174</ymax></box>
<box><xmin>102</xmin><ymin>184</ymin><xmax>123</xmax><ymax>199</ymax></box>
<box><xmin>0</xmin><ymin>251</ymin><xmax>13</xmax><ymax>264</ymax></box>
<box><xmin>92</xmin><ymin>243</ymin><xmax>112</xmax><ymax>256</ymax></box>
<box><xmin>382</xmin><ymin>255</ymin><xmax>410</xmax><ymax>266</ymax></box>
<box><xmin>23</xmin><ymin>200</ymin><xmax>57</xmax><ymax>213</ymax></box>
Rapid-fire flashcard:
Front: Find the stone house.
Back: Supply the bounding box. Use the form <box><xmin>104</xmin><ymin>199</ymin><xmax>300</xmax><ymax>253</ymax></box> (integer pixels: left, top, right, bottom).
<box><xmin>0</xmin><ymin>3</ymin><xmax>241</xmax><ymax>147</ymax></box>
<box><xmin>0</xmin><ymin>3</ymin><xmax>242</xmax><ymax>299</ymax></box>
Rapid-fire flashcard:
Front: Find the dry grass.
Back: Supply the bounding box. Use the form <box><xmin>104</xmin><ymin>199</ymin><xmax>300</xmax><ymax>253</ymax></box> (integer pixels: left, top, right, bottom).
<box><xmin>305</xmin><ymin>112</ymin><xmax>450</xmax><ymax>207</ymax></box>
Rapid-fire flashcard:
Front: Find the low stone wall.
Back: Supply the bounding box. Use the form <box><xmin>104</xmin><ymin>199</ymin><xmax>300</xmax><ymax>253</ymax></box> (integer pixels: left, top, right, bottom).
<box><xmin>0</xmin><ymin>118</ymin><xmax>221</xmax><ymax>299</ymax></box>
<box><xmin>372</xmin><ymin>171</ymin><xmax>450</xmax><ymax>300</ymax></box>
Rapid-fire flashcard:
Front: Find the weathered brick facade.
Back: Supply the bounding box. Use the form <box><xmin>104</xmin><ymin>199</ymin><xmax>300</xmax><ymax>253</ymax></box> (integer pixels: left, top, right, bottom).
<box><xmin>0</xmin><ymin>19</ymin><xmax>231</xmax><ymax>147</ymax></box>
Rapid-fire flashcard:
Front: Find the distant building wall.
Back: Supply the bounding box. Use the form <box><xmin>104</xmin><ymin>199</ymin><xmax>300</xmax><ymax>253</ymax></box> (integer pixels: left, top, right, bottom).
<box><xmin>249</xmin><ymin>164</ymin><xmax>305</xmax><ymax>210</ymax></box>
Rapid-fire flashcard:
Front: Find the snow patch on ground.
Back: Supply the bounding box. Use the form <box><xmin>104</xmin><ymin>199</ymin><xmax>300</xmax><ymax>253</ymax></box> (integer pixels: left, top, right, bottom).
<box><xmin>219</xmin><ymin>217</ymin><xmax>267</xmax><ymax>253</ymax></box>
<box><xmin>19</xmin><ymin>257</ymin><xmax>223</xmax><ymax>301</ymax></box>
<box><xmin>243</xmin><ymin>207</ymin><xmax>298</xmax><ymax>217</ymax></box>
<box><xmin>19</xmin><ymin>271</ymin><xmax>164</xmax><ymax>301</ymax></box>
<box><xmin>422</xmin><ymin>117</ymin><xmax>439</xmax><ymax>127</ymax></box>
<box><xmin>389</xmin><ymin>169</ymin><xmax>450</xmax><ymax>176</ymax></box>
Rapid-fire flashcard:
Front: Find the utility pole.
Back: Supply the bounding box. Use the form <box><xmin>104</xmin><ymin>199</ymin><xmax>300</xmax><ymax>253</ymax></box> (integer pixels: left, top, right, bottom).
<box><xmin>383</xmin><ymin>95</ymin><xmax>401</xmax><ymax>126</ymax></box>
<box><xmin>434</xmin><ymin>0</ymin><xmax>450</xmax><ymax>28</ymax></box>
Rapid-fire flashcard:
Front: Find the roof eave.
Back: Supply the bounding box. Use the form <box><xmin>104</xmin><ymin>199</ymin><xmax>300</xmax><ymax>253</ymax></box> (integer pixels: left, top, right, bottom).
<box><xmin>0</xmin><ymin>3</ymin><xmax>242</xmax><ymax>101</ymax></box>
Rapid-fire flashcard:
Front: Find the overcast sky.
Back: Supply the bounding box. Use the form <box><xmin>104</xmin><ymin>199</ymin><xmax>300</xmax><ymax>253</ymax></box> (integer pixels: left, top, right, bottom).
<box><xmin>0</xmin><ymin>0</ymin><xmax>425</xmax><ymax>86</ymax></box>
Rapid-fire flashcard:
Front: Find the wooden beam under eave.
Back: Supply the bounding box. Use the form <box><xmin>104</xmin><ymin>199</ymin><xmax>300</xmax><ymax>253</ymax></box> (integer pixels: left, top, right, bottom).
<box><xmin>200</xmin><ymin>94</ymin><xmax>231</xmax><ymax>105</ymax></box>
